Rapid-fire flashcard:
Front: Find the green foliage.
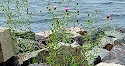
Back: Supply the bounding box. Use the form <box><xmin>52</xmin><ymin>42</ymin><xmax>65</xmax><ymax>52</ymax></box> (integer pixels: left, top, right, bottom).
<box><xmin>33</xmin><ymin>58</ymin><xmax>38</xmax><ymax>63</ymax></box>
<box><xmin>0</xmin><ymin>0</ymin><xmax>35</xmax><ymax>53</ymax></box>
<box><xmin>44</xmin><ymin>1</ymin><xmax>102</xmax><ymax>66</ymax></box>
<box><xmin>0</xmin><ymin>0</ymin><xmax>112</xmax><ymax>66</ymax></box>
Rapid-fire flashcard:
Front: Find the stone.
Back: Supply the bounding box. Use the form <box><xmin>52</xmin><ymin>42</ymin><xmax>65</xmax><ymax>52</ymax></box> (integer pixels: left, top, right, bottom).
<box><xmin>117</xmin><ymin>37</ymin><xmax>125</xmax><ymax>46</ymax></box>
<box><xmin>105</xmin><ymin>30</ymin><xmax>125</xmax><ymax>39</ymax></box>
<box><xmin>94</xmin><ymin>56</ymin><xmax>102</xmax><ymax>65</ymax></box>
<box><xmin>35</xmin><ymin>30</ymin><xmax>52</xmax><ymax>40</ymax></box>
<box><xmin>0</xmin><ymin>27</ymin><xmax>16</xmax><ymax>62</ymax></box>
<box><xmin>115</xmin><ymin>27</ymin><xmax>125</xmax><ymax>33</ymax></box>
<box><xmin>33</xmin><ymin>42</ymin><xmax>87</xmax><ymax>66</ymax></box>
<box><xmin>103</xmin><ymin>44</ymin><xmax>113</xmax><ymax>51</ymax></box>
<box><xmin>96</xmin><ymin>62</ymin><xmax>124</xmax><ymax>66</ymax></box>
<box><xmin>72</xmin><ymin>36</ymin><xmax>87</xmax><ymax>46</ymax></box>
<box><xmin>85</xmin><ymin>46</ymin><xmax>109</xmax><ymax>65</ymax></box>
<box><xmin>0</xmin><ymin>48</ymin><xmax>48</xmax><ymax>66</ymax></box>
<box><xmin>104</xmin><ymin>30</ymin><xmax>125</xmax><ymax>46</ymax></box>
<box><xmin>113</xmin><ymin>40</ymin><xmax>123</xmax><ymax>46</ymax></box>
<box><xmin>77</xmin><ymin>31</ymin><xmax>87</xmax><ymax>36</ymax></box>
<box><xmin>35</xmin><ymin>27</ymin><xmax>85</xmax><ymax>40</ymax></box>
<box><xmin>66</xmin><ymin>27</ymin><xmax>85</xmax><ymax>37</ymax></box>
<box><xmin>102</xmin><ymin>45</ymin><xmax>125</xmax><ymax>66</ymax></box>
<box><xmin>101</xmin><ymin>36</ymin><xmax>117</xmax><ymax>47</ymax></box>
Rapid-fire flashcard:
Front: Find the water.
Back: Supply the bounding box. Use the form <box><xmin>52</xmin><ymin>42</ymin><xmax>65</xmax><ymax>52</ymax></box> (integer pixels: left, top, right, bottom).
<box><xmin>0</xmin><ymin>0</ymin><xmax>125</xmax><ymax>33</ymax></box>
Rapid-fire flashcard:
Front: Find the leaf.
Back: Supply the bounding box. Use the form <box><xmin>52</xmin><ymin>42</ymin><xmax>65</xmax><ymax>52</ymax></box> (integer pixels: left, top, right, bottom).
<box><xmin>32</xmin><ymin>58</ymin><xmax>38</xmax><ymax>63</ymax></box>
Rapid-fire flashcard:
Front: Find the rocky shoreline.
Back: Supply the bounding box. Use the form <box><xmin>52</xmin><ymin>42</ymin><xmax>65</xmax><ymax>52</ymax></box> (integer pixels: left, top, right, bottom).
<box><xmin>0</xmin><ymin>27</ymin><xmax>125</xmax><ymax>66</ymax></box>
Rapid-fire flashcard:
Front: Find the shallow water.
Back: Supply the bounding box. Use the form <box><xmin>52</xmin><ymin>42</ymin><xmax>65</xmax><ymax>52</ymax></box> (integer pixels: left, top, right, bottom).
<box><xmin>0</xmin><ymin>0</ymin><xmax>125</xmax><ymax>32</ymax></box>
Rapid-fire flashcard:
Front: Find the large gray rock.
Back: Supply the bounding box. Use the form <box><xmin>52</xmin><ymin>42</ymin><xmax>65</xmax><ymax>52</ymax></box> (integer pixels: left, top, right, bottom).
<box><xmin>85</xmin><ymin>46</ymin><xmax>109</xmax><ymax>65</ymax></box>
<box><xmin>0</xmin><ymin>27</ymin><xmax>16</xmax><ymax>62</ymax></box>
<box><xmin>96</xmin><ymin>62</ymin><xmax>124</xmax><ymax>66</ymax></box>
<box><xmin>105</xmin><ymin>30</ymin><xmax>125</xmax><ymax>39</ymax></box>
<box><xmin>102</xmin><ymin>30</ymin><xmax>125</xmax><ymax>46</ymax></box>
<box><xmin>35</xmin><ymin>27</ymin><xmax>85</xmax><ymax>40</ymax></box>
<box><xmin>102</xmin><ymin>45</ymin><xmax>125</xmax><ymax>65</ymax></box>
<box><xmin>101</xmin><ymin>36</ymin><xmax>117</xmax><ymax>47</ymax></box>
<box><xmin>0</xmin><ymin>48</ymin><xmax>48</xmax><ymax>66</ymax></box>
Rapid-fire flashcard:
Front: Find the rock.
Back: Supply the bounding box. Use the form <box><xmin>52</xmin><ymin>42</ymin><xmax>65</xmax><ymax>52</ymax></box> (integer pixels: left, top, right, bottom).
<box><xmin>67</xmin><ymin>27</ymin><xmax>84</xmax><ymax>32</ymax></box>
<box><xmin>33</xmin><ymin>42</ymin><xmax>87</xmax><ymax>66</ymax></box>
<box><xmin>85</xmin><ymin>46</ymin><xmax>109</xmax><ymax>65</ymax></box>
<box><xmin>35</xmin><ymin>27</ymin><xmax>86</xmax><ymax>46</ymax></box>
<box><xmin>103</xmin><ymin>44</ymin><xmax>113</xmax><ymax>51</ymax></box>
<box><xmin>104</xmin><ymin>30</ymin><xmax>125</xmax><ymax>47</ymax></box>
<box><xmin>102</xmin><ymin>45</ymin><xmax>125</xmax><ymax>65</ymax></box>
<box><xmin>35</xmin><ymin>30</ymin><xmax>52</xmax><ymax>41</ymax></box>
<box><xmin>115</xmin><ymin>27</ymin><xmax>125</xmax><ymax>33</ymax></box>
<box><xmin>116</xmin><ymin>37</ymin><xmax>125</xmax><ymax>46</ymax></box>
<box><xmin>0</xmin><ymin>27</ymin><xmax>16</xmax><ymax>62</ymax></box>
<box><xmin>101</xmin><ymin>38</ymin><xmax>123</xmax><ymax>51</ymax></box>
<box><xmin>101</xmin><ymin>36</ymin><xmax>117</xmax><ymax>47</ymax></box>
<box><xmin>71</xmin><ymin>36</ymin><xmax>85</xmax><ymax>46</ymax></box>
<box><xmin>96</xmin><ymin>62</ymin><xmax>124</xmax><ymax>66</ymax></box>
<box><xmin>94</xmin><ymin>56</ymin><xmax>102</xmax><ymax>65</ymax></box>
<box><xmin>35</xmin><ymin>27</ymin><xmax>85</xmax><ymax>40</ymax></box>
<box><xmin>0</xmin><ymin>48</ymin><xmax>48</xmax><ymax>66</ymax></box>
<box><xmin>77</xmin><ymin>31</ymin><xmax>87</xmax><ymax>36</ymax></box>
<box><xmin>114</xmin><ymin>40</ymin><xmax>123</xmax><ymax>46</ymax></box>
<box><xmin>66</xmin><ymin>27</ymin><xmax>85</xmax><ymax>37</ymax></box>
<box><xmin>105</xmin><ymin>30</ymin><xmax>125</xmax><ymax>39</ymax></box>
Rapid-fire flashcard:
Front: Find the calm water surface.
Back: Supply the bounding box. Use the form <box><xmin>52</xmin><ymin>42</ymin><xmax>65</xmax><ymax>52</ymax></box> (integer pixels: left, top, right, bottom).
<box><xmin>0</xmin><ymin>0</ymin><xmax>125</xmax><ymax>32</ymax></box>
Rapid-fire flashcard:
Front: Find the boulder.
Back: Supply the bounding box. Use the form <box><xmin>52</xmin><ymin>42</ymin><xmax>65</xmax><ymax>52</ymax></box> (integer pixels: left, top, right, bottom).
<box><xmin>115</xmin><ymin>27</ymin><xmax>125</xmax><ymax>33</ymax></box>
<box><xmin>66</xmin><ymin>27</ymin><xmax>85</xmax><ymax>37</ymax></box>
<box><xmin>35</xmin><ymin>30</ymin><xmax>52</xmax><ymax>40</ymax></box>
<box><xmin>0</xmin><ymin>48</ymin><xmax>48</xmax><ymax>66</ymax></box>
<box><xmin>105</xmin><ymin>30</ymin><xmax>125</xmax><ymax>39</ymax></box>
<box><xmin>102</xmin><ymin>45</ymin><xmax>125</xmax><ymax>66</ymax></box>
<box><xmin>0</xmin><ymin>27</ymin><xmax>16</xmax><ymax>62</ymax></box>
<box><xmin>35</xmin><ymin>27</ymin><xmax>85</xmax><ymax>41</ymax></box>
<box><xmin>96</xmin><ymin>62</ymin><xmax>124</xmax><ymax>66</ymax></box>
<box><xmin>101</xmin><ymin>36</ymin><xmax>117</xmax><ymax>47</ymax></box>
<box><xmin>103</xmin><ymin>44</ymin><xmax>113</xmax><ymax>51</ymax></box>
<box><xmin>32</xmin><ymin>42</ymin><xmax>87</xmax><ymax>66</ymax></box>
<box><xmin>85</xmin><ymin>46</ymin><xmax>109</xmax><ymax>65</ymax></box>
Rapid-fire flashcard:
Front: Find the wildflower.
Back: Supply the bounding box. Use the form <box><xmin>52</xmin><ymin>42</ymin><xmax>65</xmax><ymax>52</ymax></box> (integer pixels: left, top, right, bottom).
<box><xmin>64</xmin><ymin>7</ymin><xmax>69</xmax><ymax>12</ymax></box>
<box><xmin>106</xmin><ymin>14</ymin><xmax>111</xmax><ymax>18</ymax></box>
<box><xmin>53</xmin><ymin>6</ymin><xmax>57</xmax><ymax>10</ymax></box>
